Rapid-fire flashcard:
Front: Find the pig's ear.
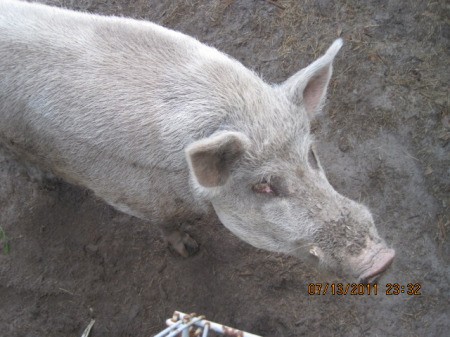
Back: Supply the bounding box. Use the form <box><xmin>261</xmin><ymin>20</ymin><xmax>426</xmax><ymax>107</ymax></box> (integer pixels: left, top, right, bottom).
<box><xmin>281</xmin><ymin>39</ymin><xmax>343</xmax><ymax>119</ymax></box>
<box><xmin>185</xmin><ymin>131</ymin><xmax>250</xmax><ymax>188</ymax></box>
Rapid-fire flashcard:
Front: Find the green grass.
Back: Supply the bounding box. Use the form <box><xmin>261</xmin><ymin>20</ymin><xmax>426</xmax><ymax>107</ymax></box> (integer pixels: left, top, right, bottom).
<box><xmin>0</xmin><ymin>227</ymin><xmax>10</xmax><ymax>254</ymax></box>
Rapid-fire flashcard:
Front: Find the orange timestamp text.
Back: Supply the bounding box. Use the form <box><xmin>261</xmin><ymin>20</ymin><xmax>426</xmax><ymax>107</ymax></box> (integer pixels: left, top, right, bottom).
<box><xmin>308</xmin><ymin>283</ymin><xmax>422</xmax><ymax>295</ymax></box>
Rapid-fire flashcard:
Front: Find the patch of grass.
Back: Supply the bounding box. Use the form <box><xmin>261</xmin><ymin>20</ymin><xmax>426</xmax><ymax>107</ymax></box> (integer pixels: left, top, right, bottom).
<box><xmin>0</xmin><ymin>227</ymin><xmax>11</xmax><ymax>254</ymax></box>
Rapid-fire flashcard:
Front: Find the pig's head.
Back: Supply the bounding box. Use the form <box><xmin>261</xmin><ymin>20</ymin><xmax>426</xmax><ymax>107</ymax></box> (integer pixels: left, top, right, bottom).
<box><xmin>185</xmin><ymin>39</ymin><xmax>394</xmax><ymax>283</ymax></box>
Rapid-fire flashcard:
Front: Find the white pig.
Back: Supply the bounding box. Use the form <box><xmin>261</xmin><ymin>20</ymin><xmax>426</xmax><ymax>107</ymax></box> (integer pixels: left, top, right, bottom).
<box><xmin>0</xmin><ymin>0</ymin><xmax>394</xmax><ymax>282</ymax></box>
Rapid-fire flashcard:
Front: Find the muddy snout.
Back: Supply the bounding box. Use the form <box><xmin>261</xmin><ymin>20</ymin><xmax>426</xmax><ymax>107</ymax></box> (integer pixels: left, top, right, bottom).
<box><xmin>357</xmin><ymin>248</ymin><xmax>395</xmax><ymax>284</ymax></box>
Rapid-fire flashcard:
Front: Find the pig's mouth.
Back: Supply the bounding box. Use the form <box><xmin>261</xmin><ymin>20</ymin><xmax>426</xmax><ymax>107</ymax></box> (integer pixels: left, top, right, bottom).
<box><xmin>357</xmin><ymin>248</ymin><xmax>395</xmax><ymax>284</ymax></box>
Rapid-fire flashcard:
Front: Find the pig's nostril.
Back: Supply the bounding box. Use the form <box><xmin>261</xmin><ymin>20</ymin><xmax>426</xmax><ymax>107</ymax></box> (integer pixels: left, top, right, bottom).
<box><xmin>359</xmin><ymin>248</ymin><xmax>395</xmax><ymax>284</ymax></box>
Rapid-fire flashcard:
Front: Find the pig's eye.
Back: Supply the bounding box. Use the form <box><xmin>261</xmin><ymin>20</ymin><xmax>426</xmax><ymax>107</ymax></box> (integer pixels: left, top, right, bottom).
<box><xmin>308</xmin><ymin>147</ymin><xmax>319</xmax><ymax>170</ymax></box>
<box><xmin>252</xmin><ymin>179</ymin><xmax>277</xmax><ymax>196</ymax></box>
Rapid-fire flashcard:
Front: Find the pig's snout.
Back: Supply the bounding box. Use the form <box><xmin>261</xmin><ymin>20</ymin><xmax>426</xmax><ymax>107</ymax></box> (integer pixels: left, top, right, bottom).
<box><xmin>357</xmin><ymin>248</ymin><xmax>395</xmax><ymax>284</ymax></box>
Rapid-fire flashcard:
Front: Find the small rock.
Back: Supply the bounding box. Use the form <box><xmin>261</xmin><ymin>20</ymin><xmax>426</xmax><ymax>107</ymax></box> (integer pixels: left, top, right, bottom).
<box><xmin>85</xmin><ymin>244</ymin><xmax>98</xmax><ymax>254</ymax></box>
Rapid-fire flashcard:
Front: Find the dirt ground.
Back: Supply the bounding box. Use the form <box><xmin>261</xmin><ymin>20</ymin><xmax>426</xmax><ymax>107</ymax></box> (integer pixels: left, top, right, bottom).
<box><xmin>0</xmin><ymin>0</ymin><xmax>449</xmax><ymax>336</ymax></box>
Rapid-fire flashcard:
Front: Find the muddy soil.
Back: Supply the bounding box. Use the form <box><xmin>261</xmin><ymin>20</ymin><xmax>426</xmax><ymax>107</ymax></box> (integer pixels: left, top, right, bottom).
<box><xmin>0</xmin><ymin>1</ymin><xmax>448</xmax><ymax>336</ymax></box>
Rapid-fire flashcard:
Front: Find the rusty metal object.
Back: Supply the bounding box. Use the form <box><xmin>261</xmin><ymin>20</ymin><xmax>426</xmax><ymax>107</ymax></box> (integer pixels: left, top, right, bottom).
<box><xmin>155</xmin><ymin>311</ymin><xmax>261</xmax><ymax>337</ymax></box>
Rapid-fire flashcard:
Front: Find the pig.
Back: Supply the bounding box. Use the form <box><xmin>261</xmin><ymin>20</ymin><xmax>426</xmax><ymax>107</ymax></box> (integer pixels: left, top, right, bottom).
<box><xmin>0</xmin><ymin>0</ymin><xmax>394</xmax><ymax>283</ymax></box>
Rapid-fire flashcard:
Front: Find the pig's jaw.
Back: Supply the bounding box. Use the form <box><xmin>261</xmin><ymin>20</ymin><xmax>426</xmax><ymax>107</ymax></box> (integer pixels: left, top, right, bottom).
<box><xmin>291</xmin><ymin>242</ymin><xmax>395</xmax><ymax>284</ymax></box>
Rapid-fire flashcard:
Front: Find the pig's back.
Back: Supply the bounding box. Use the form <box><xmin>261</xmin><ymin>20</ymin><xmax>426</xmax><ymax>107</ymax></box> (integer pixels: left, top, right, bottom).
<box><xmin>0</xmin><ymin>0</ymin><xmax>262</xmax><ymax>218</ymax></box>
<box><xmin>0</xmin><ymin>0</ymin><xmax>244</xmax><ymax>180</ymax></box>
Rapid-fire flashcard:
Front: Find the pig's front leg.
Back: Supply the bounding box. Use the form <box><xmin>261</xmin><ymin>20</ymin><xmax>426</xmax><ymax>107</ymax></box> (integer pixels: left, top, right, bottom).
<box><xmin>160</xmin><ymin>227</ymin><xmax>199</xmax><ymax>258</ymax></box>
